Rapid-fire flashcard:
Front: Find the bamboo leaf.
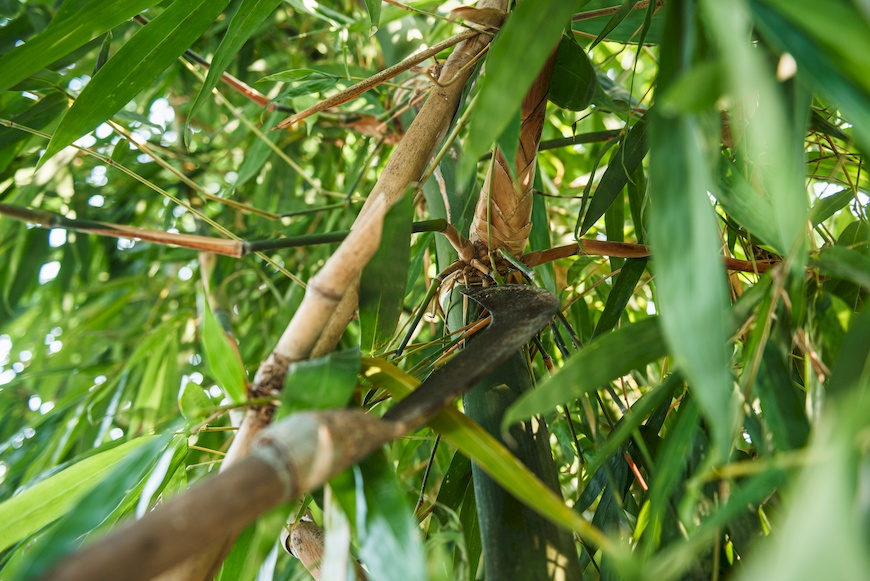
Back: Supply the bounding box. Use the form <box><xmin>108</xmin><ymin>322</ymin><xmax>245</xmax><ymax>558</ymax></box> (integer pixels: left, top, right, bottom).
<box><xmin>813</xmin><ymin>245</ymin><xmax>870</xmax><ymax>290</ymax></box>
<box><xmin>0</xmin><ymin>0</ymin><xmax>159</xmax><ymax>93</ymax></box>
<box><xmin>459</xmin><ymin>0</ymin><xmax>590</xmax><ymax>181</ymax></box>
<box><xmin>809</xmin><ymin>188</ymin><xmax>855</xmax><ymax>226</ymax></box>
<box><xmin>755</xmin><ymin>342</ymin><xmax>809</xmax><ymax>451</ymax></box>
<box><xmin>592</xmin><ymin>257</ymin><xmax>647</xmax><ymax>337</ymax></box>
<box><xmin>549</xmin><ymin>35</ymin><xmax>597</xmax><ymax>112</ymax></box>
<box><xmin>278</xmin><ymin>348</ymin><xmax>361</xmax><ymax>418</ymax></box>
<box><xmin>751</xmin><ymin>1</ymin><xmax>870</xmax><ymax>155</ymax></box>
<box><xmin>362</xmin><ymin>358</ymin><xmax>620</xmax><ymax>556</ymax></box>
<box><xmin>827</xmin><ymin>308</ymin><xmax>870</xmax><ymax>396</ymax></box>
<box><xmin>354</xmin><ymin>454</ymin><xmax>426</xmax><ymax>581</ymax></box>
<box><xmin>40</xmin><ymin>0</ymin><xmax>232</xmax><ymax>164</ymax></box>
<box><xmin>716</xmin><ymin>159</ymin><xmax>782</xmax><ymax>253</ymax></box>
<box><xmin>579</xmin><ymin>114</ymin><xmax>648</xmax><ymax>235</ymax></box>
<box><xmin>201</xmin><ymin>295</ymin><xmax>247</xmax><ymax>404</ymax></box>
<box><xmin>359</xmin><ymin>193</ymin><xmax>413</xmax><ymax>355</ymax></box>
<box><xmin>572</xmin><ymin>0</ymin><xmax>666</xmax><ymax>44</ymax></box>
<box><xmin>503</xmin><ymin>317</ymin><xmax>665</xmax><ymax>427</ymax></box>
<box><xmin>17</xmin><ymin>434</ymin><xmax>177</xmax><ymax>579</ymax></box>
<box><xmin>589</xmin><ymin>0</ymin><xmax>640</xmax><ymax>49</ymax></box>
<box><xmin>363</xmin><ymin>0</ymin><xmax>381</xmax><ymax>31</ymax></box>
<box><xmin>0</xmin><ymin>437</ymin><xmax>156</xmax><ymax>553</ymax></box>
<box><xmin>648</xmin><ymin>2</ymin><xmax>736</xmax><ymax>457</ymax></box>
<box><xmin>189</xmin><ymin>0</ymin><xmax>283</xmax><ymax>121</ymax></box>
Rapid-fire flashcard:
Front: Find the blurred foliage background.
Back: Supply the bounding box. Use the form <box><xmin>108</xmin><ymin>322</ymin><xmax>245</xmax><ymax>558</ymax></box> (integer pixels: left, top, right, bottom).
<box><xmin>0</xmin><ymin>0</ymin><xmax>869</xmax><ymax>579</ymax></box>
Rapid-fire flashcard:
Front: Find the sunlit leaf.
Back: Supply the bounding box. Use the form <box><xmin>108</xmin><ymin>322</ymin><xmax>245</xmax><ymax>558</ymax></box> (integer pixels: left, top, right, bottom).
<box><xmin>201</xmin><ymin>295</ymin><xmax>247</xmax><ymax>404</ymax></box>
<box><xmin>0</xmin><ymin>0</ymin><xmax>159</xmax><ymax>92</ymax></box>
<box><xmin>504</xmin><ymin>317</ymin><xmax>665</xmax><ymax>427</ymax></box>
<box><xmin>189</xmin><ymin>0</ymin><xmax>283</xmax><ymax>121</ymax></box>
<box><xmin>360</xmin><ymin>193</ymin><xmax>413</xmax><ymax>355</ymax></box>
<box><xmin>41</xmin><ymin>0</ymin><xmax>232</xmax><ymax>163</ymax></box>
<box><xmin>0</xmin><ymin>437</ymin><xmax>157</xmax><ymax>553</ymax></box>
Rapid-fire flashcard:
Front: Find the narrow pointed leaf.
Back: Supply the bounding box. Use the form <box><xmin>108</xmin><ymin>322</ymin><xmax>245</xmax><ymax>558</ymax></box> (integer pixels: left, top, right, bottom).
<box><xmin>359</xmin><ymin>193</ymin><xmax>413</xmax><ymax>355</ymax></box>
<box><xmin>504</xmin><ymin>317</ymin><xmax>665</xmax><ymax>427</ymax></box>
<box><xmin>41</xmin><ymin>0</ymin><xmax>232</xmax><ymax>163</ymax></box>
<box><xmin>189</xmin><ymin>0</ymin><xmax>283</xmax><ymax>121</ymax></box>
<box><xmin>460</xmin><ymin>0</ymin><xmax>590</xmax><ymax>181</ymax></box>
<box><xmin>201</xmin><ymin>296</ymin><xmax>247</xmax><ymax>404</ymax></box>
<box><xmin>0</xmin><ymin>0</ymin><xmax>159</xmax><ymax>93</ymax></box>
<box><xmin>0</xmin><ymin>437</ymin><xmax>156</xmax><ymax>552</ymax></box>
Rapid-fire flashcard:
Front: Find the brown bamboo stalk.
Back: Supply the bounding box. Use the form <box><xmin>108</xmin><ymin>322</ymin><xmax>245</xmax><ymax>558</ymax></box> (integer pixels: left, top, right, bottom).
<box><xmin>156</xmin><ymin>4</ymin><xmax>508</xmax><ymax>579</ymax></box>
<box><xmin>44</xmin><ymin>410</ymin><xmax>399</xmax><ymax>581</ymax></box>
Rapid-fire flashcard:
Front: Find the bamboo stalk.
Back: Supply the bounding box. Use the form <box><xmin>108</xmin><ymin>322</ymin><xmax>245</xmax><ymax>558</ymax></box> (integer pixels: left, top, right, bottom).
<box><xmin>157</xmin><ymin>4</ymin><xmax>508</xmax><ymax>579</ymax></box>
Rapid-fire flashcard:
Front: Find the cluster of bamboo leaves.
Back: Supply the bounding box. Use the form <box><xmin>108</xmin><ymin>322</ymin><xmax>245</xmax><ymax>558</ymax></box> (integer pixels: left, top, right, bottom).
<box><xmin>0</xmin><ymin>0</ymin><xmax>869</xmax><ymax>579</ymax></box>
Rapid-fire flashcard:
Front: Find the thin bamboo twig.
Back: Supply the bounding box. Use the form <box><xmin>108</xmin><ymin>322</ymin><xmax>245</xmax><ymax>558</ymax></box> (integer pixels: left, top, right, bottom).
<box><xmin>572</xmin><ymin>1</ymin><xmax>663</xmax><ymax>22</ymax></box>
<box><xmin>0</xmin><ymin>118</ymin><xmax>305</xmax><ymax>285</ymax></box>
<box><xmin>521</xmin><ymin>240</ymin><xmax>779</xmax><ymax>274</ymax></box>
<box><xmin>133</xmin><ymin>14</ymin><xmax>293</xmax><ymax>113</ymax></box>
<box><xmin>274</xmin><ymin>28</ymin><xmax>481</xmax><ymax>130</ymax></box>
<box><xmin>0</xmin><ymin>203</ymin><xmax>447</xmax><ymax>257</ymax></box>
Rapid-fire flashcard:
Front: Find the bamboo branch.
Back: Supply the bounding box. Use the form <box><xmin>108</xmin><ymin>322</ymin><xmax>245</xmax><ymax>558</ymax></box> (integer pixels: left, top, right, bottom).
<box><xmin>522</xmin><ymin>240</ymin><xmax>779</xmax><ymax>274</ymax></box>
<box><xmin>274</xmin><ymin>28</ymin><xmax>482</xmax><ymax>130</ymax></box>
<box><xmin>0</xmin><ymin>203</ymin><xmax>446</xmax><ymax>256</ymax></box>
<box><xmin>44</xmin><ymin>410</ymin><xmax>400</xmax><ymax>581</ymax></box>
<box><xmin>157</xmin><ymin>5</ymin><xmax>507</xmax><ymax>578</ymax></box>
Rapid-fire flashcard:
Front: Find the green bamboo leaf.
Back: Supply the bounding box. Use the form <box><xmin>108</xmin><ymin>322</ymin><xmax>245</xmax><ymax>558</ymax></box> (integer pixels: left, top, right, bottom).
<box><xmin>459</xmin><ymin>0</ymin><xmax>591</xmax><ymax>181</ymax></box>
<box><xmin>737</xmin><ymin>392</ymin><xmax>870</xmax><ymax>581</ymax></box>
<box><xmin>189</xmin><ymin>0</ymin><xmax>283</xmax><ymax>122</ymax></box>
<box><xmin>704</xmin><ymin>0</ymin><xmax>809</xmax><ymax>264</ymax></box>
<box><xmin>549</xmin><ymin>35</ymin><xmax>597</xmax><ymax>112</ymax></box>
<box><xmin>201</xmin><ymin>296</ymin><xmax>247</xmax><ymax>404</ymax></box>
<box><xmin>751</xmin><ymin>1</ymin><xmax>870</xmax><ymax>155</ymax></box>
<box><xmin>40</xmin><ymin>0</ymin><xmax>232</xmax><ymax>164</ymax></box>
<box><xmin>362</xmin><ymin>358</ymin><xmax>623</xmax><ymax>560</ymax></box>
<box><xmin>278</xmin><ymin>348</ymin><xmax>361</xmax><ymax>418</ymax></box>
<box><xmin>649</xmin><ymin>114</ymin><xmax>736</xmax><ymax>458</ymax></box>
<box><xmin>592</xmin><ymin>257</ymin><xmax>648</xmax><ymax>337</ymax></box>
<box><xmin>579</xmin><ymin>114</ymin><xmax>648</xmax><ymax>235</ymax></box>
<box><xmin>716</xmin><ymin>160</ymin><xmax>782</xmax><ymax>253</ymax></box>
<box><xmin>503</xmin><ymin>317</ymin><xmax>666</xmax><ymax>427</ymax></box>
<box><xmin>359</xmin><ymin>193</ymin><xmax>413</xmax><ymax>355</ymax></box>
<box><xmin>589</xmin><ymin>0</ymin><xmax>640</xmax><ymax>49</ymax></box>
<box><xmin>354</xmin><ymin>454</ymin><xmax>426</xmax><ymax>581</ymax></box>
<box><xmin>0</xmin><ymin>0</ymin><xmax>159</xmax><ymax>93</ymax></box>
<box><xmin>648</xmin><ymin>2</ymin><xmax>736</xmax><ymax>457</ymax></box>
<box><xmin>0</xmin><ymin>436</ymin><xmax>156</xmax><ymax>552</ymax></box>
<box><xmin>572</xmin><ymin>0</ymin><xmax>665</xmax><ymax>44</ymax></box>
<box><xmin>814</xmin><ymin>245</ymin><xmax>870</xmax><ymax>290</ymax></box>
<box><xmin>658</xmin><ymin>61</ymin><xmax>724</xmax><ymax>115</ymax></box>
<box><xmin>809</xmin><ymin>188</ymin><xmax>855</xmax><ymax>226</ymax></box>
<box><xmin>178</xmin><ymin>381</ymin><xmax>213</xmax><ymax>420</ymax></box>
<box><xmin>755</xmin><ymin>0</ymin><xmax>870</xmax><ymax>95</ymax></box>
<box><xmin>363</xmin><ymin>0</ymin><xmax>381</xmax><ymax>31</ymax></box>
<box><xmin>755</xmin><ymin>343</ymin><xmax>809</xmax><ymax>451</ymax></box>
<box><xmin>17</xmin><ymin>434</ymin><xmax>177</xmax><ymax>579</ymax></box>
<box><xmin>827</xmin><ymin>308</ymin><xmax>870</xmax><ymax>396</ymax></box>
<box><xmin>258</xmin><ymin>68</ymin><xmax>339</xmax><ymax>83</ymax></box>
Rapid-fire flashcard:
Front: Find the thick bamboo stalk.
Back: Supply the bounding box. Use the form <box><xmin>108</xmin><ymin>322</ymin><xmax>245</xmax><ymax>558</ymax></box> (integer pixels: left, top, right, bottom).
<box><xmin>44</xmin><ymin>410</ymin><xmax>399</xmax><ymax>581</ymax></box>
<box><xmin>157</xmin><ymin>4</ymin><xmax>508</xmax><ymax>579</ymax></box>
